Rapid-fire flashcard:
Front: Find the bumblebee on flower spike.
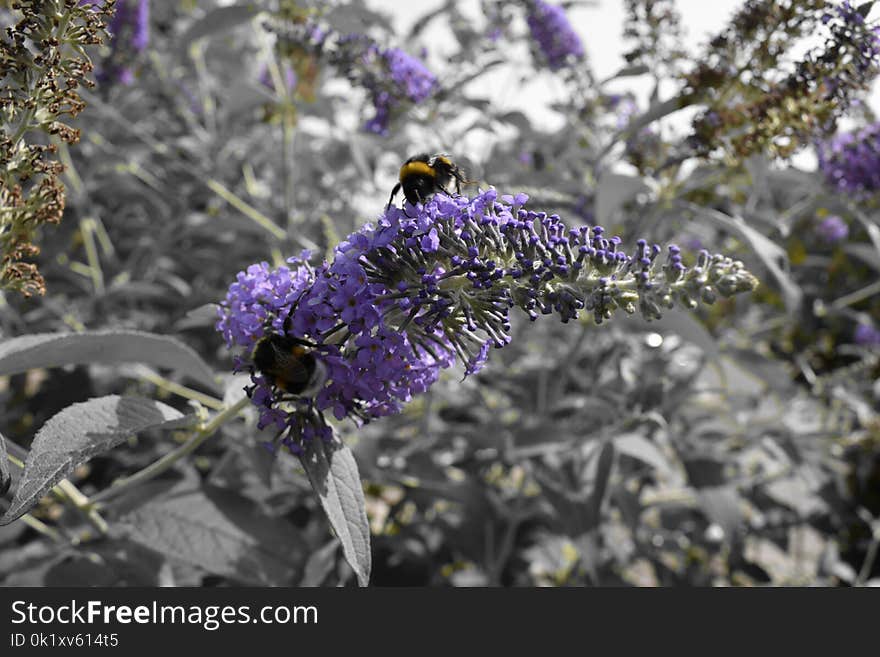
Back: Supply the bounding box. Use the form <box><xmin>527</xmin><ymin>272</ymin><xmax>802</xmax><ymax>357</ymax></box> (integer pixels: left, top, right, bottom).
<box><xmin>252</xmin><ymin>333</ymin><xmax>327</xmax><ymax>399</ymax></box>
<box><xmin>250</xmin><ymin>292</ymin><xmax>327</xmax><ymax>400</ymax></box>
<box><xmin>219</xmin><ymin>189</ymin><xmax>759</xmax><ymax>451</ymax></box>
<box><xmin>387</xmin><ymin>153</ymin><xmax>474</xmax><ymax>208</ymax></box>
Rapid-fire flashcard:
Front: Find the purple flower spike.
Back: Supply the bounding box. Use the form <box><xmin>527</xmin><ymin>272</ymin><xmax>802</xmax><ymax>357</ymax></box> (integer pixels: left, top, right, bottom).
<box><xmin>218</xmin><ymin>189</ymin><xmax>757</xmax><ymax>452</ymax></box>
<box><xmin>526</xmin><ymin>0</ymin><xmax>585</xmax><ymax>71</ymax></box>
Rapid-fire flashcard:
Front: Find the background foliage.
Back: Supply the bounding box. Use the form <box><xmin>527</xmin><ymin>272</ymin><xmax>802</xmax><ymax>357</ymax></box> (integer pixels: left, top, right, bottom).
<box><xmin>1</xmin><ymin>0</ymin><xmax>879</xmax><ymax>587</ymax></box>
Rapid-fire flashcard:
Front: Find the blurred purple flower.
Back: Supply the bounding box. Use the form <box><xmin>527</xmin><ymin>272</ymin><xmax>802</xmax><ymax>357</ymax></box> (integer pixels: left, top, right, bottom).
<box><xmin>817</xmin><ymin>123</ymin><xmax>880</xmax><ymax>194</ymax></box>
<box><xmin>281</xmin><ymin>26</ymin><xmax>437</xmax><ymax>136</ymax></box>
<box><xmin>613</xmin><ymin>97</ymin><xmax>639</xmax><ymax>129</ymax></box>
<box><xmin>97</xmin><ymin>0</ymin><xmax>150</xmax><ymax>53</ymax></box>
<box><xmin>526</xmin><ymin>0</ymin><xmax>585</xmax><ymax>71</ymax></box>
<box><xmin>383</xmin><ymin>48</ymin><xmax>437</xmax><ymax>103</ymax></box>
<box><xmin>258</xmin><ymin>62</ymin><xmax>298</xmax><ymax>94</ymax></box>
<box><xmin>680</xmin><ymin>236</ymin><xmax>704</xmax><ymax>252</ymax></box>
<box><xmin>81</xmin><ymin>0</ymin><xmax>150</xmax><ymax>85</ymax></box>
<box><xmin>364</xmin><ymin>99</ymin><xmax>392</xmax><ymax>136</ymax></box>
<box><xmin>364</xmin><ymin>47</ymin><xmax>437</xmax><ymax>135</ymax></box>
<box><xmin>815</xmin><ymin>215</ymin><xmax>849</xmax><ymax>243</ymax></box>
<box><xmin>854</xmin><ymin>322</ymin><xmax>880</xmax><ymax>346</ymax></box>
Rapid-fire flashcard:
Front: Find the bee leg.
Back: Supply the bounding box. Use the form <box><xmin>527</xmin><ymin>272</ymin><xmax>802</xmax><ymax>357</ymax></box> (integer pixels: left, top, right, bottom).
<box><xmin>291</xmin><ymin>336</ymin><xmax>320</xmax><ymax>349</ymax></box>
<box><xmin>281</xmin><ymin>289</ymin><xmax>309</xmax><ymax>335</ymax></box>
<box><xmin>386</xmin><ymin>182</ymin><xmax>401</xmax><ymax>209</ymax></box>
<box><xmin>403</xmin><ymin>189</ymin><xmax>421</xmax><ymax>218</ymax></box>
<box><xmin>437</xmin><ymin>183</ymin><xmax>453</xmax><ymax>197</ymax></box>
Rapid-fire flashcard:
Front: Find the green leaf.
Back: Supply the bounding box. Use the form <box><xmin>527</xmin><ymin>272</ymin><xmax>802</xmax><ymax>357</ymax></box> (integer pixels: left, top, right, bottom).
<box><xmin>600</xmin><ymin>64</ymin><xmax>649</xmax><ymax>83</ymax></box>
<box><xmin>0</xmin><ymin>396</ymin><xmax>188</xmax><ymax>526</ymax></box>
<box><xmin>43</xmin><ymin>540</ymin><xmax>165</xmax><ymax>586</ymax></box>
<box><xmin>843</xmin><ymin>243</ymin><xmax>880</xmax><ymax>273</ymax></box>
<box><xmin>615</xmin><ymin>432</ymin><xmax>672</xmax><ymax>476</ymax></box>
<box><xmin>609</xmin><ymin>94</ymin><xmax>687</xmax><ymax>149</ymax></box>
<box><xmin>173</xmin><ymin>303</ymin><xmax>221</xmax><ymax>331</ymax></box>
<box><xmin>113</xmin><ymin>483</ymin><xmax>306</xmax><ymax>586</ymax></box>
<box><xmin>301</xmin><ymin>539</ymin><xmax>340</xmax><ymax>587</ymax></box>
<box><xmin>623</xmin><ymin>311</ymin><xmax>720</xmax><ymax>361</ymax></box>
<box><xmin>723</xmin><ymin>348</ymin><xmax>795</xmax><ymax>396</ymax></box>
<box><xmin>763</xmin><ymin>476</ymin><xmax>827</xmax><ymax>518</ymax></box>
<box><xmin>0</xmin><ymin>541</ymin><xmax>57</xmax><ymax>585</ymax></box>
<box><xmin>299</xmin><ymin>438</ymin><xmax>371</xmax><ymax>587</ymax></box>
<box><xmin>697</xmin><ymin>486</ymin><xmax>743</xmax><ymax>541</ymax></box>
<box><xmin>587</xmin><ymin>439</ymin><xmax>616</xmax><ymax>529</ymax></box>
<box><xmin>0</xmin><ymin>331</ymin><xmax>218</xmax><ymax>392</ymax></box>
<box><xmin>0</xmin><ymin>435</ymin><xmax>25</xmax><ymax>504</ymax></box>
<box><xmin>851</xmin><ymin>209</ymin><xmax>880</xmax><ymax>263</ymax></box>
<box><xmin>219</xmin><ymin>80</ymin><xmax>275</xmax><ymax>121</ymax></box>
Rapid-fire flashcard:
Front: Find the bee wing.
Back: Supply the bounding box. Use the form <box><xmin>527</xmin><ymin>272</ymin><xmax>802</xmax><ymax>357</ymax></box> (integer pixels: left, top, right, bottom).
<box><xmin>269</xmin><ymin>342</ymin><xmax>312</xmax><ymax>385</ymax></box>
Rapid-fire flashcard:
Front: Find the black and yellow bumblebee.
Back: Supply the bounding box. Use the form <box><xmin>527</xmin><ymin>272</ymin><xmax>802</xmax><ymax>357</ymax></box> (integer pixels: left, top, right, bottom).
<box><xmin>387</xmin><ymin>153</ymin><xmax>472</xmax><ymax>208</ymax></box>
<box><xmin>252</xmin><ymin>333</ymin><xmax>327</xmax><ymax>398</ymax></box>
<box><xmin>251</xmin><ymin>294</ymin><xmax>327</xmax><ymax>398</ymax></box>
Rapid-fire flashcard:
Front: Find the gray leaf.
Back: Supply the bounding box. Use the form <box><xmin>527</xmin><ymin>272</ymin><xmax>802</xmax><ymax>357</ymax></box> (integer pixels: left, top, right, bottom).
<box><xmin>0</xmin><ymin>396</ymin><xmax>188</xmax><ymax>525</ymax></box>
<box><xmin>299</xmin><ymin>438</ymin><xmax>371</xmax><ymax>587</ymax></box>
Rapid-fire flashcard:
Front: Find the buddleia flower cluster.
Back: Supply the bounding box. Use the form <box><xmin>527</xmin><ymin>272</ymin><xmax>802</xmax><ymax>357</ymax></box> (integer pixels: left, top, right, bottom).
<box><xmin>267</xmin><ymin>20</ymin><xmax>437</xmax><ymax>136</ymax></box>
<box><xmin>524</xmin><ymin>0</ymin><xmax>585</xmax><ymax>71</ymax></box>
<box><xmin>81</xmin><ymin>0</ymin><xmax>150</xmax><ymax>86</ymax></box>
<box><xmin>0</xmin><ymin>0</ymin><xmax>115</xmax><ymax>297</ymax></box>
<box><xmin>217</xmin><ymin>190</ymin><xmax>758</xmax><ymax>451</ymax></box>
<box><xmin>357</xmin><ymin>43</ymin><xmax>438</xmax><ymax>136</ymax></box>
<box><xmin>817</xmin><ymin>122</ymin><xmax>880</xmax><ymax>195</ymax></box>
<box><xmin>685</xmin><ymin>0</ymin><xmax>880</xmax><ymax>160</ymax></box>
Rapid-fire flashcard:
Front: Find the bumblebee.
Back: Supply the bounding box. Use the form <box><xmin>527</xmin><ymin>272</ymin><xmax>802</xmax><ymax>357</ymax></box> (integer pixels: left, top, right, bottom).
<box><xmin>252</xmin><ymin>333</ymin><xmax>327</xmax><ymax>398</ymax></box>
<box><xmin>387</xmin><ymin>153</ymin><xmax>472</xmax><ymax>208</ymax></box>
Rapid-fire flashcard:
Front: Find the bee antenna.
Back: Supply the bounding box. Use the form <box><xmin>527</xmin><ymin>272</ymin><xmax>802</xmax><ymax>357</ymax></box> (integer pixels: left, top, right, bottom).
<box><xmin>386</xmin><ymin>182</ymin><xmax>401</xmax><ymax>210</ymax></box>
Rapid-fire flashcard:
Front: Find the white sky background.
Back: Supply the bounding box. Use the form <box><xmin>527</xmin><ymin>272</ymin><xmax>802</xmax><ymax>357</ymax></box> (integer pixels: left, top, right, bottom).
<box><xmin>369</xmin><ymin>0</ymin><xmax>880</xmax><ymax>170</ymax></box>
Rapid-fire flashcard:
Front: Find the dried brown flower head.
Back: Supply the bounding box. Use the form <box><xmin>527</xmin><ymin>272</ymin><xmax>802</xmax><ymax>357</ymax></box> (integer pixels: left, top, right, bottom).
<box><xmin>0</xmin><ymin>0</ymin><xmax>115</xmax><ymax>296</ymax></box>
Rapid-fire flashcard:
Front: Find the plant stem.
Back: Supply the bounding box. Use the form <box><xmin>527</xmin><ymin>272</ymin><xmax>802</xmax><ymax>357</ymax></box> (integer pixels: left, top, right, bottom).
<box><xmin>855</xmin><ymin>519</ymin><xmax>880</xmax><ymax>587</ymax></box>
<box><xmin>56</xmin><ymin>479</ymin><xmax>109</xmax><ymax>535</ymax></box>
<box><xmin>20</xmin><ymin>513</ymin><xmax>63</xmax><ymax>543</ymax></box>
<box><xmin>134</xmin><ymin>365</ymin><xmax>225</xmax><ymax>410</ymax></box>
<box><xmin>206</xmin><ymin>178</ymin><xmax>287</xmax><ymax>240</ymax></box>
<box><xmin>91</xmin><ymin>397</ymin><xmax>249</xmax><ymax>506</ymax></box>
